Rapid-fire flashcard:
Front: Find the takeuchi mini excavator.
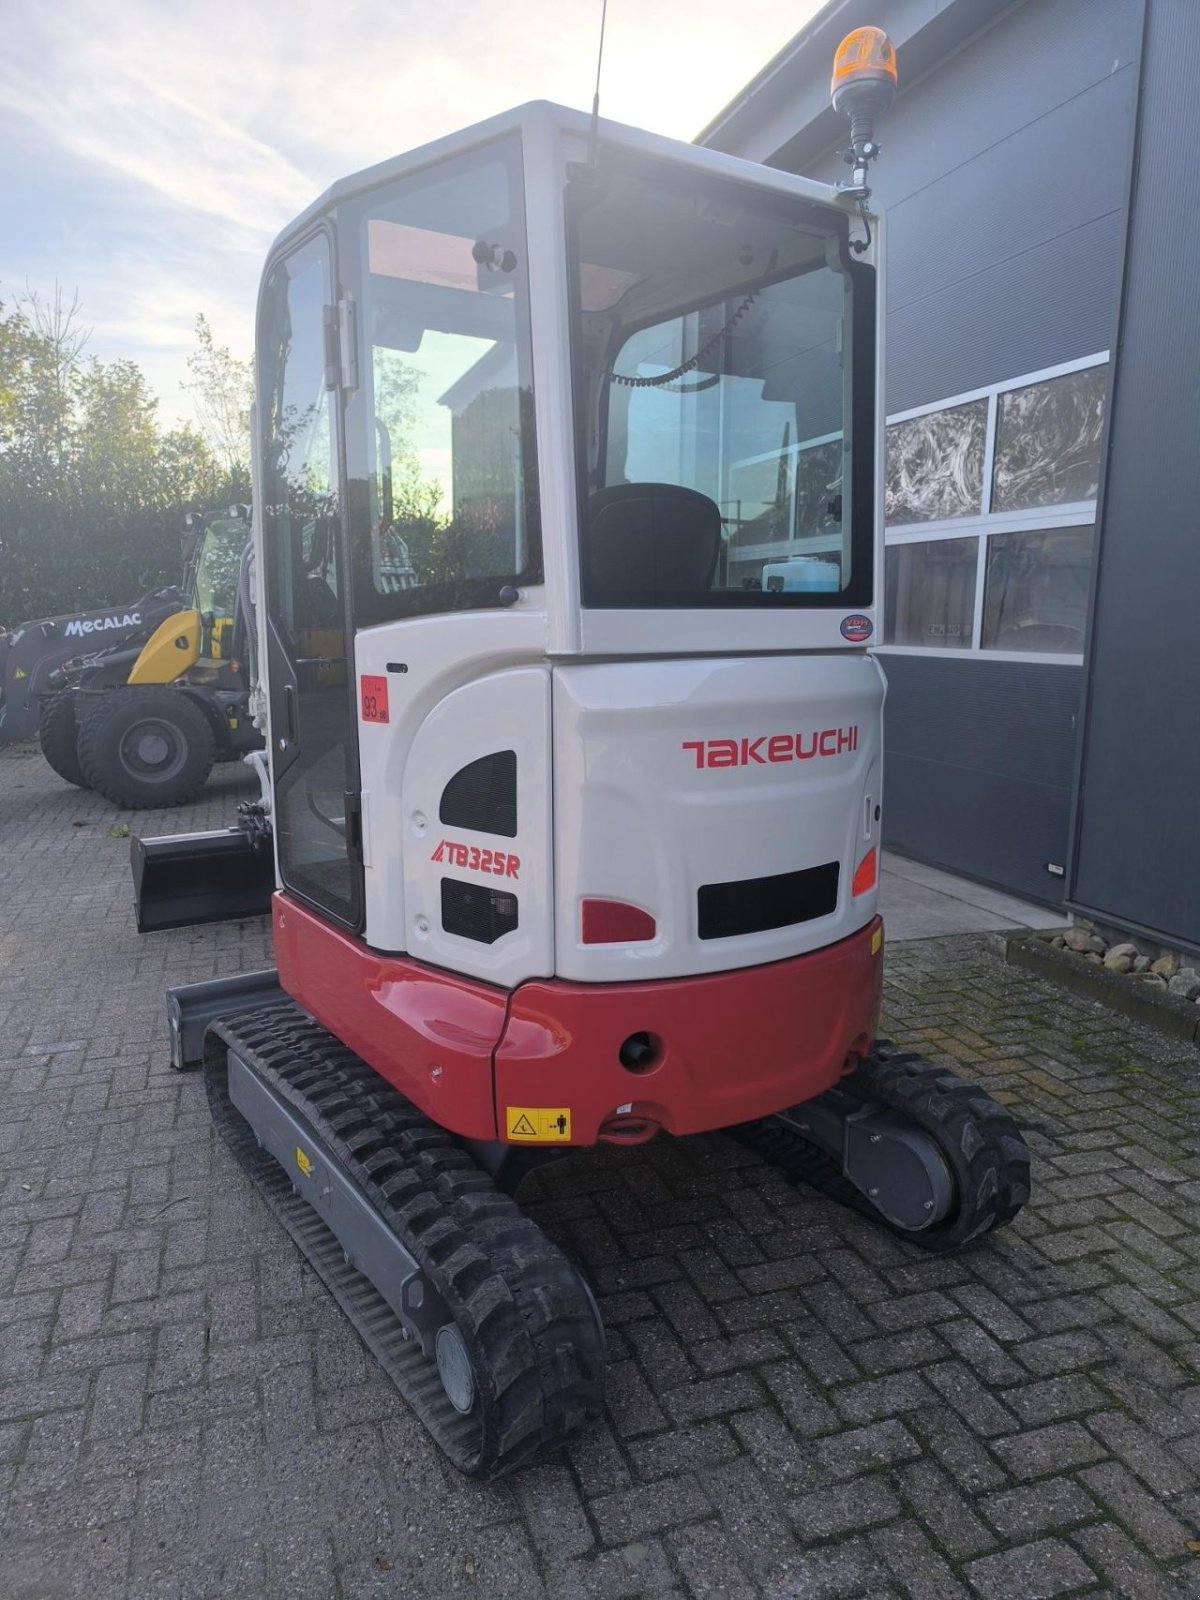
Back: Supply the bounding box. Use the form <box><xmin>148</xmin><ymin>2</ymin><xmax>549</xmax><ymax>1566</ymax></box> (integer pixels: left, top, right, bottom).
<box><xmin>137</xmin><ymin>34</ymin><xmax>1030</xmax><ymax>1478</ymax></box>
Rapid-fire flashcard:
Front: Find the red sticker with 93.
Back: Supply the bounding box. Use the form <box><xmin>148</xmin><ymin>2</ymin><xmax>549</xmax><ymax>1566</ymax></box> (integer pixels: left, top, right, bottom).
<box><xmin>360</xmin><ymin>675</ymin><xmax>389</xmax><ymax>724</ymax></box>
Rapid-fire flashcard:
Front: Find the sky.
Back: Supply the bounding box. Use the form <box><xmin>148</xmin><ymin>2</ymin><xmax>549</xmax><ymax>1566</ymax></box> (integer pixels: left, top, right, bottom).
<box><xmin>0</xmin><ymin>0</ymin><xmax>823</xmax><ymax>429</ymax></box>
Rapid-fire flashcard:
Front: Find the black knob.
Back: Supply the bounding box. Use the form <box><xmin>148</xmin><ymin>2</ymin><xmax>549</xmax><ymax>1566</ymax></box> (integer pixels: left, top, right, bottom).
<box><xmin>498</xmin><ymin>585</ymin><xmax>520</xmax><ymax>607</ymax></box>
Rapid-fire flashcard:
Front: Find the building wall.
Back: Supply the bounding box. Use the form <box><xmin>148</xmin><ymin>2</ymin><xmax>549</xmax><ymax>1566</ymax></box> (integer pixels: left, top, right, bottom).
<box><xmin>797</xmin><ymin>0</ymin><xmax>1142</xmax><ymax>902</ymax></box>
<box><xmin>1069</xmin><ymin>0</ymin><xmax>1200</xmax><ymax>953</ymax></box>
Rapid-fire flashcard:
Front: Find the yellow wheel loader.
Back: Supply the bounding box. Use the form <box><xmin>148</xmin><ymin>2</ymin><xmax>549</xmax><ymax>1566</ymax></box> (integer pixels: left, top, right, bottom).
<box><xmin>28</xmin><ymin>508</ymin><xmax>263</xmax><ymax>808</ymax></box>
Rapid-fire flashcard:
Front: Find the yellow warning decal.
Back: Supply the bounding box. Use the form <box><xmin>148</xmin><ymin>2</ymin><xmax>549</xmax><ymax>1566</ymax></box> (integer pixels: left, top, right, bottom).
<box><xmin>295</xmin><ymin>1146</ymin><xmax>312</xmax><ymax>1177</ymax></box>
<box><xmin>506</xmin><ymin>1106</ymin><xmax>572</xmax><ymax>1142</ymax></box>
<box><xmin>871</xmin><ymin>926</ymin><xmax>883</xmax><ymax>955</ymax></box>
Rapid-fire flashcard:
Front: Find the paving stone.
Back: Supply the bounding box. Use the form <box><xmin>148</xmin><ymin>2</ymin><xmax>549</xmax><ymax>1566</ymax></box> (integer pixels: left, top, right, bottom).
<box><xmin>964</xmin><ymin>1537</ymin><xmax>1097</xmax><ymax>1598</ymax></box>
<box><xmin>1071</xmin><ymin>1523</ymin><xmax>1188</xmax><ymax>1600</ymax></box>
<box><xmin>590</xmin><ymin>1476</ymin><xmax>713</xmax><ymax>1544</ymax></box>
<box><xmin>999</xmin><ymin>1373</ymin><xmax>1108</xmax><ymax>1426</ymax></box>
<box><xmin>626</xmin><ymin>1420</ymin><xmax>740</xmax><ymax>1481</ymax></box>
<box><xmin>978</xmin><ymin>1478</ymin><xmax>1100</xmax><ymax>1539</ymax></box>
<box><xmin>1087</xmin><ymin>1409</ymin><xmax>1197</xmax><ymax>1495</ymax></box>
<box><xmin>813</xmin><ymin>1418</ymin><xmax>923</xmax><ymax>1479</ymax></box>
<box><xmin>515</xmin><ymin>1462</ymin><xmax>595</xmax><ymax>1559</ymax></box>
<box><xmin>867</xmin><ymin>1519</ymin><xmax>967</xmax><ymax>1599</ymax></box>
<box><xmin>1079</xmin><ymin>1460</ymin><xmax>1195</xmax><ymax>1560</ymax></box>
<box><xmin>788</xmin><ymin>1474</ymin><xmax>901</xmax><ymax>1539</ymax></box>
<box><xmin>668</xmin><ymin>1521</ymin><xmax>759</xmax><ymax>1600</ymax></box>
<box><xmin>896</xmin><ymin>1459</ymin><xmax>997</xmax><ymax>1560</ymax></box>
<box><xmin>991</xmin><ymin>1419</ymin><xmax>1109</xmax><ymax>1479</ymax></box>
<box><xmin>762</xmin><ymin>1536</ymin><xmax>886</xmax><ymax>1599</ymax></box>
<box><xmin>701</xmin><ymin>1457</ymin><xmax>796</xmax><ymax>1580</ymax></box>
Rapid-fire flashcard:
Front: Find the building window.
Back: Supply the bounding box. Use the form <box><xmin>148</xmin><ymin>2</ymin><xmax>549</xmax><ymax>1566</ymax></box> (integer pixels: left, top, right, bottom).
<box><xmin>981</xmin><ymin>526</ymin><xmax>1095</xmax><ymax>654</ymax></box>
<box><xmin>885</xmin><ymin>538</ymin><xmax>977</xmax><ymax>649</ymax></box>
<box><xmin>885</xmin><ymin>400</ymin><xmax>987</xmax><ymax>524</ymax></box>
<box><xmin>881</xmin><ymin>354</ymin><xmax>1107</xmax><ymax>661</ymax></box>
<box><xmin>991</xmin><ymin>366</ymin><xmax>1106</xmax><ymax>513</ymax></box>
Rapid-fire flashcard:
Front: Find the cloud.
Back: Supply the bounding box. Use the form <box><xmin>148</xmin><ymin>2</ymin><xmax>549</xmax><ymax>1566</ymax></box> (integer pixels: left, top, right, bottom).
<box><xmin>1</xmin><ymin>0</ymin><xmax>815</xmax><ymax>420</ymax></box>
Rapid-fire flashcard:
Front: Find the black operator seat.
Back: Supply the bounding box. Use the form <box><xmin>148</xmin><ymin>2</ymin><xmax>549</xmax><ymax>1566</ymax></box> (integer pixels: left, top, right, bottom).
<box><xmin>587</xmin><ymin>483</ymin><xmax>722</xmax><ymax>602</ymax></box>
<box><xmin>296</xmin><ymin>572</ymin><xmax>341</xmax><ymax>628</ymax></box>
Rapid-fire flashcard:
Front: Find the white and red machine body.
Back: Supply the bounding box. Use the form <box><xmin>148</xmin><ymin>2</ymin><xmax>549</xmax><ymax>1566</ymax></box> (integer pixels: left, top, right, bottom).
<box><xmin>253</xmin><ymin>102</ymin><xmax>887</xmax><ymax>1153</ymax></box>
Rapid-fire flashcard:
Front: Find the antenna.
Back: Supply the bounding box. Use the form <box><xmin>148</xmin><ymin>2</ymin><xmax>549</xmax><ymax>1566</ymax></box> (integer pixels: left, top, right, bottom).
<box><xmin>587</xmin><ymin>0</ymin><xmax>610</xmax><ymax>166</ymax></box>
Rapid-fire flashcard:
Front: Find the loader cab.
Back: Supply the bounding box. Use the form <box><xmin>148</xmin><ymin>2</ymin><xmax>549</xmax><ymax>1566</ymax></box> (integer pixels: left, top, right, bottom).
<box><xmin>254</xmin><ymin>103</ymin><xmax>881</xmax><ymax>966</ymax></box>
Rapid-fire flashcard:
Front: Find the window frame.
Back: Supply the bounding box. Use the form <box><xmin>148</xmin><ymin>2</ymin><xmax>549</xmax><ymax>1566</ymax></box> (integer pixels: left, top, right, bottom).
<box><xmin>879</xmin><ymin>351</ymin><xmax>1108</xmax><ymax>665</ymax></box>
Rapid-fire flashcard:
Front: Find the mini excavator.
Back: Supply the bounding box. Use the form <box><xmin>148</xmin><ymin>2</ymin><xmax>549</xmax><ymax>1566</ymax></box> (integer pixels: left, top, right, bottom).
<box><xmin>136</xmin><ymin>33</ymin><xmax>1030</xmax><ymax>1477</ymax></box>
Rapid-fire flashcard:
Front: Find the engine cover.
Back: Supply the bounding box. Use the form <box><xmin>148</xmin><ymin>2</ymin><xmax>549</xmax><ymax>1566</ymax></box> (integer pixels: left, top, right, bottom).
<box><xmin>551</xmin><ymin>652</ymin><xmax>885</xmax><ymax>982</ymax></box>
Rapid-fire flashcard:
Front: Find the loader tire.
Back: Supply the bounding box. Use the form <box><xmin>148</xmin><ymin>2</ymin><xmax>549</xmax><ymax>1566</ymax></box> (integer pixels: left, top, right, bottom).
<box><xmin>78</xmin><ymin>687</ymin><xmax>215</xmax><ymax>809</ymax></box>
<box><xmin>38</xmin><ymin>693</ymin><xmax>88</xmax><ymax>788</ymax></box>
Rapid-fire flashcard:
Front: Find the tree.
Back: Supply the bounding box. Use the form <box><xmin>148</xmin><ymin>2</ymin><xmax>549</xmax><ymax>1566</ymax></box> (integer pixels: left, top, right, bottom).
<box><xmin>181</xmin><ymin>313</ymin><xmax>253</xmax><ymax>485</ymax></box>
<box><xmin>0</xmin><ymin>290</ymin><xmax>248</xmax><ymax>625</ymax></box>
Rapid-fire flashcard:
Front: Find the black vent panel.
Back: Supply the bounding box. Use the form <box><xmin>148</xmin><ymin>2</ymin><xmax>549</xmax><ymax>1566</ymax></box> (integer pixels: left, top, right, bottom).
<box><xmin>441</xmin><ymin>878</ymin><xmax>519</xmax><ymax>944</ymax></box>
<box><xmin>439</xmin><ymin>750</ymin><xmax>517</xmax><ymax>837</ymax></box>
<box><xmin>697</xmin><ymin>862</ymin><xmax>840</xmax><ymax>941</ymax></box>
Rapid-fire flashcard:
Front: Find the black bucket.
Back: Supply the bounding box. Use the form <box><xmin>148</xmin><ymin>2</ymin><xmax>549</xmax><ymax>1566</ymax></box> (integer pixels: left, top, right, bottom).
<box><xmin>131</xmin><ymin>828</ymin><xmax>275</xmax><ymax>933</ymax></box>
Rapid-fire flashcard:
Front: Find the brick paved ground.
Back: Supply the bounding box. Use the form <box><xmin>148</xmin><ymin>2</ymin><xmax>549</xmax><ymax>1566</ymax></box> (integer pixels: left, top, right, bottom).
<box><xmin>2</xmin><ymin>743</ymin><xmax>1200</xmax><ymax>1599</ymax></box>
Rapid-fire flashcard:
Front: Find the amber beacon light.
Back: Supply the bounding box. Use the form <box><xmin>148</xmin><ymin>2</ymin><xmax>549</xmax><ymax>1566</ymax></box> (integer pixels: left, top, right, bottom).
<box><xmin>831</xmin><ymin>27</ymin><xmax>897</xmax><ymax>186</ymax></box>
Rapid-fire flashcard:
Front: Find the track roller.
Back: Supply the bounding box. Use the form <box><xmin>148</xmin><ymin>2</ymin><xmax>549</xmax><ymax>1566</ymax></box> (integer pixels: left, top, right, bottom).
<box><xmin>734</xmin><ymin>1041</ymin><xmax>1030</xmax><ymax>1253</ymax></box>
<box><xmin>204</xmin><ymin>1002</ymin><xmax>605</xmax><ymax>1477</ymax></box>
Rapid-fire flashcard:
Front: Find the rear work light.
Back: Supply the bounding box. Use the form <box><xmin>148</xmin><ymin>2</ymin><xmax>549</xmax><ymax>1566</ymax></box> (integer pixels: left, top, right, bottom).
<box><xmin>852</xmin><ymin>848</ymin><xmax>878</xmax><ymax>897</ymax></box>
<box><xmin>581</xmin><ymin>899</ymin><xmax>657</xmax><ymax>944</ymax></box>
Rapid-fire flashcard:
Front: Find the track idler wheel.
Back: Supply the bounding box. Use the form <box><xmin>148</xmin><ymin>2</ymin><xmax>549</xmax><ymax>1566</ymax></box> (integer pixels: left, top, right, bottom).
<box><xmin>737</xmin><ymin>1042</ymin><xmax>1031</xmax><ymax>1254</ymax></box>
<box><xmin>203</xmin><ymin>1003</ymin><xmax>606</xmax><ymax>1478</ymax></box>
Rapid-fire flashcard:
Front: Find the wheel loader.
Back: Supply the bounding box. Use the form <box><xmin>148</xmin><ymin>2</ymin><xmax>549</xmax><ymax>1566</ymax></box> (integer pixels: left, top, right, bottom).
<box><xmin>132</xmin><ymin>32</ymin><xmax>1031</xmax><ymax>1479</ymax></box>
<box><xmin>1</xmin><ymin>508</ymin><xmax>263</xmax><ymax>808</ymax></box>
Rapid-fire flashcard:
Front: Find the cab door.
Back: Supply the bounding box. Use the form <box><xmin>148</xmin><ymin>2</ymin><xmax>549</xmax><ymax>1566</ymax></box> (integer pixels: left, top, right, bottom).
<box><xmin>258</xmin><ymin>230</ymin><xmax>363</xmax><ymax>929</ymax></box>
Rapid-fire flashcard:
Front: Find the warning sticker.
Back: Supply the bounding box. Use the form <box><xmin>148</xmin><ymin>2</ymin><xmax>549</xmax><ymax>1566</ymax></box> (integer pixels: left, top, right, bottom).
<box><xmin>506</xmin><ymin>1106</ymin><xmax>571</xmax><ymax>1142</ymax></box>
<box><xmin>295</xmin><ymin>1146</ymin><xmax>313</xmax><ymax>1177</ymax></box>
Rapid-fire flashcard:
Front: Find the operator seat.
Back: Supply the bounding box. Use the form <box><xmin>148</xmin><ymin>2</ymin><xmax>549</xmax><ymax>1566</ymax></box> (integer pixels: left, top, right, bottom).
<box><xmin>587</xmin><ymin>482</ymin><xmax>721</xmax><ymax>602</ymax></box>
<box><xmin>296</xmin><ymin>573</ymin><xmax>341</xmax><ymax>628</ymax></box>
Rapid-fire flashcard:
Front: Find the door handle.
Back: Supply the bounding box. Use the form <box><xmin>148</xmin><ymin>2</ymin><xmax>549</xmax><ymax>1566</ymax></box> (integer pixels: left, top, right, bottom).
<box><xmin>283</xmin><ymin>683</ymin><xmax>298</xmax><ymax>745</ymax></box>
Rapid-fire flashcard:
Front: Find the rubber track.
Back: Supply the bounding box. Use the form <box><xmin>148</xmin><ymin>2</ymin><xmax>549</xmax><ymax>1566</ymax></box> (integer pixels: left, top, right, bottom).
<box><xmin>204</xmin><ymin>1001</ymin><xmax>605</xmax><ymax>1478</ymax></box>
<box><xmin>734</xmin><ymin>1041</ymin><xmax>1031</xmax><ymax>1254</ymax></box>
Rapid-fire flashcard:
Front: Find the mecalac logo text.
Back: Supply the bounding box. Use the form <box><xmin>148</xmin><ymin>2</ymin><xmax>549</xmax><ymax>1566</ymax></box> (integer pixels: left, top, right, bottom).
<box><xmin>683</xmin><ymin>727</ymin><xmax>859</xmax><ymax>768</ymax></box>
<box><xmin>64</xmin><ymin>612</ymin><xmax>141</xmax><ymax>638</ymax></box>
<box><xmin>840</xmin><ymin>613</ymin><xmax>873</xmax><ymax>642</ymax></box>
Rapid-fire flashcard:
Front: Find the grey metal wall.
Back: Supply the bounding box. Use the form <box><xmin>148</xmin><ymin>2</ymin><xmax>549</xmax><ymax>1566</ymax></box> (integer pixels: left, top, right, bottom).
<box><xmin>1069</xmin><ymin>0</ymin><xmax>1200</xmax><ymax>953</ymax></box>
<box><xmin>801</xmin><ymin>0</ymin><xmax>1141</xmax><ymax>903</ymax></box>
<box><xmin>882</xmin><ymin>656</ymin><xmax>1082</xmax><ymax>903</ymax></box>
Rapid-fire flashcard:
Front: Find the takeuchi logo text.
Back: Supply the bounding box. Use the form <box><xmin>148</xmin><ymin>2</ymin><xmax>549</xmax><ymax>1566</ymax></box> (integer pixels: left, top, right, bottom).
<box><xmin>683</xmin><ymin>727</ymin><xmax>859</xmax><ymax>768</ymax></box>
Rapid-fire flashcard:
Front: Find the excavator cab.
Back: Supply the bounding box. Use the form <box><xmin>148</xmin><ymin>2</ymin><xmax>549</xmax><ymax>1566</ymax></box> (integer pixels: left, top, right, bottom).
<box><xmin>256</xmin><ymin>105</ymin><xmax>882</xmax><ymax>983</ymax></box>
<box><xmin>147</xmin><ymin>88</ymin><xmax>1029</xmax><ymax>1479</ymax></box>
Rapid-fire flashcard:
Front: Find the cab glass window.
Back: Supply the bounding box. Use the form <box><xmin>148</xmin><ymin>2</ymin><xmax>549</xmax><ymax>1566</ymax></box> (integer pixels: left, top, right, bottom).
<box><xmin>340</xmin><ymin>136</ymin><xmax>540</xmax><ymax>624</ymax></box>
<box><xmin>567</xmin><ymin>152</ymin><xmax>873</xmax><ymax>608</ymax></box>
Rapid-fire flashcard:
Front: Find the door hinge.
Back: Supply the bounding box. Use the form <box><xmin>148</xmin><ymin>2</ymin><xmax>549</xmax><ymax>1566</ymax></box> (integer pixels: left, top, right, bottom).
<box><xmin>344</xmin><ymin>791</ymin><xmax>364</xmax><ymax>865</ymax></box>
<box><xmin>338</xmin><ymin>295</ymin><xmax>358</xmax><ymax>394</ymax></box>
<box><xmin>322</xmin><ymin>304</ymin><xmax>339</xmax><ymax>391</ymax></box>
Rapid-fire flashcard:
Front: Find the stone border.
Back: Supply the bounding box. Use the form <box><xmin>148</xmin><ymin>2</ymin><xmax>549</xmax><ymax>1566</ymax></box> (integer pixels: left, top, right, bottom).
<box><xmin>1006</xmin><ymin>932</ymin><xmax>1200</xmax><ymax>1045</ymax></box>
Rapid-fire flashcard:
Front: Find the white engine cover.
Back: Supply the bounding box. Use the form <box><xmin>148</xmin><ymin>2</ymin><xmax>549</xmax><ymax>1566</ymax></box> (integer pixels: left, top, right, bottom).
<box><xmin>551</xmin><ymin>653</ymin><xmax>885</xmax><ymax>982</ymax></box>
